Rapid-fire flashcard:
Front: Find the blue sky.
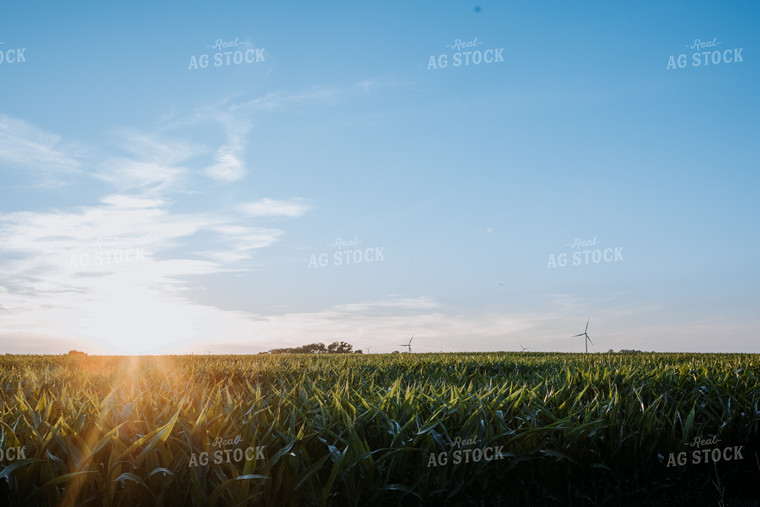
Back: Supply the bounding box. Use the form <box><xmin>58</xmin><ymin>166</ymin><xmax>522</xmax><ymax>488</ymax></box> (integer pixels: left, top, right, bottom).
<box><xmin>1</xmin><ymin>1</ymin><xmax>758</xmax><ymax>354</ymax></box>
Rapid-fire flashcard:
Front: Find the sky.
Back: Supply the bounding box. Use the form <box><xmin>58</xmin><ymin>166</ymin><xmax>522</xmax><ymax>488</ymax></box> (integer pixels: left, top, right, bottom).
<box><xmin>0</xmin><ymin>1</ymin><xmax>758</xmax><ymax>354</ymax></box>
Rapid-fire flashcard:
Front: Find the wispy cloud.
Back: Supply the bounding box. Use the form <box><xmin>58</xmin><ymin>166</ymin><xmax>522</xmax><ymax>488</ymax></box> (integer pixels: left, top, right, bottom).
<box><xmin>154</xmin><ymin>80</ymin><xmax>404</xmax><ymax>184</ymax></box>
<box><xmin>200</xmin><ymin>113</ymin><xmax>251</xmax><ymax>183</ymax></box>
<box><xmin>0</xmin><ymin>114</ymin><xmax>84</xmax><ymax>186</ymax></box>
<box><xmin>199</xmin><ymin>225</ymin><xmax>284</xmax><ymax>264</ymax></box>
<box><xmin>206</xmin><ymin>143</ymin><xmax>246</xmax><ymax>182</ymax></box>
<box><xmin>110</xmin><ymin>128</ymin><xmax>208</xmax><ymax>166</ymax></box>
<box><xmin>92</xmin><ymin>127</ymin><xmax>214</xmax><ymax>193</ymax></box>
<box><xmin>231</xmin><ymin>80</ymin><xmax>409</xmax><ymax>113</ymax></box>
<box><xmin>0</xmin><ymin>188</ymin><xmax>302</xmax><ymax>352</ymax></box>
<box><xmin>238</xmin><ymin>198</ymin><xmax>311</xmax><ymax>218</ymax></box>
<box><xmin>232</xmin><ymin>86</ymin><xmax>341</xmax><ymax>112</ymax></box>
<box><xmin>352</xmin><ymin>78</ymin><xmax>413</xmax><ymax>93</ymax></box>
<box><xmin>101</xmin><ymin>194</ymin><xmax>164</xmax><ymax>209</ymax></box>
<box><xmin>94</xmin><ymin>158</ymin><xmax>186</xmax><ymax>193</ymax></box>
<box><xmin>334</xmin><ymin>296</ymin><xmax>439</xmax><ymax>313</ymax></box>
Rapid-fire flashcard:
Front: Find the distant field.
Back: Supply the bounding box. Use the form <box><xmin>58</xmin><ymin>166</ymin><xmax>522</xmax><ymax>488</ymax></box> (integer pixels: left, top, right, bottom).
<box><xmin>1</xmin><ymin>352</ymin><xmax>759</xmax><ymax>506</ymax></box>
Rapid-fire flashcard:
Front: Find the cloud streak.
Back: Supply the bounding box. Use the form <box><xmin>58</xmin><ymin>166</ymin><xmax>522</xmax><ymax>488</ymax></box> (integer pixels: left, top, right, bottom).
<box><xmin>238</xmin><ymin>198</ymin><xmax>311</xmax><ymax>218</ymax></box>
<box><xmin>0</xmin><ymin>114</ymin><xmax>84</xmax><ymax>186</ymax></box>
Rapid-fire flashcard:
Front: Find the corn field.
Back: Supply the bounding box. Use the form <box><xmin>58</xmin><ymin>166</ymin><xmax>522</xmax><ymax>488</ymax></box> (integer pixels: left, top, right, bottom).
<box><xmin>1</xmin><ymin>352</ymin><xmax>759</xmax><ymax>506</ymax></box>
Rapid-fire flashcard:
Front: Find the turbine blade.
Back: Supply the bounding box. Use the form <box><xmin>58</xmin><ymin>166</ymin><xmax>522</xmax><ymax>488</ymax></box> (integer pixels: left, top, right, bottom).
<box><xmin>572</xmin><ymin>333</ymin><xmax>584</xmax><ymax>337</ymax></box>
<box><xmin>585</xmin><ymin>319</ymin><xmax>589</xmax><ymax>332</ymax></box>
<box><xmin>587</xmin><ymin>335</ymin><xmax>593</xmax><ymax>345</ymax></box>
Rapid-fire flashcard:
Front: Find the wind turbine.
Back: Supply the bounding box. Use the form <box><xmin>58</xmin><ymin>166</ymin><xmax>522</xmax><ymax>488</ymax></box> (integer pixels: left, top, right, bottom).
<box><xmin>519</xmin><ymin>343</ymin><xmax>528</xmax><ymax>352</ymax></box>
<box><xmin>572</xmin><ymin>319</ymin><xmax>593</xmax><ymax>353</ymax></box>
<box><xmin>399</xmin><ymin>335</ymin><xmax>414</xmax><ymax>353</ymax></box>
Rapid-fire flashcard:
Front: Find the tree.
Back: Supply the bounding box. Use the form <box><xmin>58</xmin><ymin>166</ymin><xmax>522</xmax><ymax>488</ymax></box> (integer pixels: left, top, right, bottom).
<box><xmin>328</xmin><ymin>341</ymin><xmax>353</xmax><ymax>354</ymax></box>
<box><xmin>267</xmin><ymin>342</ymin><xmax>358</xmax><ymax>354</ymax></box>
<box><xmin>300</xmin><ymin>343</ymin><xmax>327</xmax><ymax>354</ymax></box>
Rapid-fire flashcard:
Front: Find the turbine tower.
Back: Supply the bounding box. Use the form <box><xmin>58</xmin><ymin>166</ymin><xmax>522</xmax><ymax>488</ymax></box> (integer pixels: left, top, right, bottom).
<box><xmin>399</xmin><ymin>335</ymin><xmax>414</xmax><ymax>353</ymax></box>
<box><xmin>572</xmin><ymin>319</ymin><xmax>593</xmax><ymax>353</ymax></box>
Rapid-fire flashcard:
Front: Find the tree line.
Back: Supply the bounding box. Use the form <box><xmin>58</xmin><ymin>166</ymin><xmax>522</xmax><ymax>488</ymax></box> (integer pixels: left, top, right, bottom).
<box><xmin>264</xmin><ymin>341</ymin><xmax>359</xmax><ymax>355</ymax></box>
